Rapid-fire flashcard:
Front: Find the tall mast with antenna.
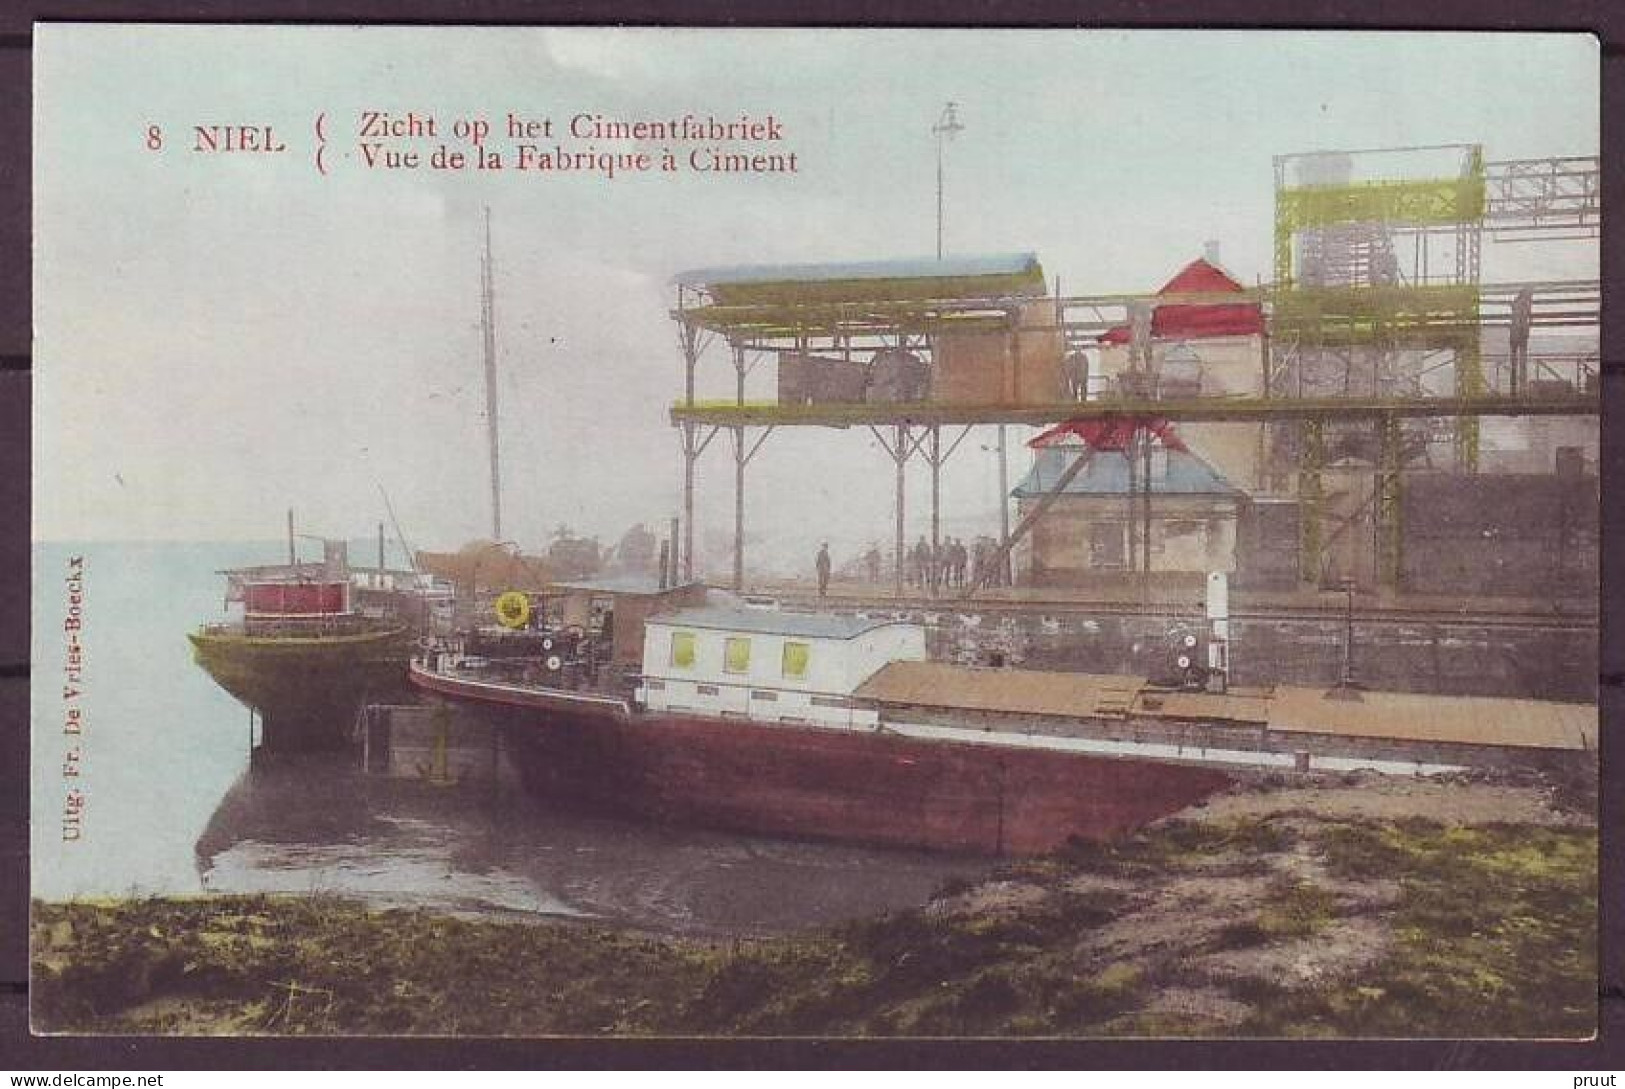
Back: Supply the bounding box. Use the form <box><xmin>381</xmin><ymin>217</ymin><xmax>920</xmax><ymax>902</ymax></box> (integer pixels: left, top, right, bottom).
<box><xmin>480</xmin><ymin>207</ymin><xmax>503</xmax><ymax>541</ymax></box>
<box><xmin>932</xmin><ymin>101</ymin><xmax>963</xmax><ymax>260</ymax></box>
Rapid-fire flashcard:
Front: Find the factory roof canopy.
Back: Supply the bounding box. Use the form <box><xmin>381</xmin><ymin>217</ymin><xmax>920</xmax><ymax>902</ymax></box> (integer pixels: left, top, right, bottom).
<box><xmin>674</xmin><ymin>252</ymin><xmax>1046</xmax><ymax>308</ymax></box>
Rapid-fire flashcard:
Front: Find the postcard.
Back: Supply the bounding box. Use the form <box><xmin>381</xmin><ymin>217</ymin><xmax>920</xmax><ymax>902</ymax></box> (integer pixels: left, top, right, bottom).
<box><xmin>29</xmin><ymin>25</ymin><xmax>1599</xmax><ymax>1039</ymax></box>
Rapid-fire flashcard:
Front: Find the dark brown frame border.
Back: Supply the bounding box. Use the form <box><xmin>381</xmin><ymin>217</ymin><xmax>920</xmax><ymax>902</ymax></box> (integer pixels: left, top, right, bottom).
<box><xmin>1</xmin><ymin>5</ymin><xmax>1619</xmax><ymax>1070</ymax></box>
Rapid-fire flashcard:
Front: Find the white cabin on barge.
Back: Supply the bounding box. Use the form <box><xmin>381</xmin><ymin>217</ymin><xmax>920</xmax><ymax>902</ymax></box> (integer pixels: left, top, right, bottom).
<box><xmin>637</xmin><ymin>606</ymin><xmax>925</xmax><ymax>728</ymax></box>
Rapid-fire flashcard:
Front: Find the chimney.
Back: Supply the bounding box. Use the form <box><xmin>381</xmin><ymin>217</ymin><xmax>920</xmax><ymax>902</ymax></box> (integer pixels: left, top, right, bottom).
<box><xmin>1203</xmin><ymin>240</ymin><xmax>1222</xmax><ymax>268</ymax></box>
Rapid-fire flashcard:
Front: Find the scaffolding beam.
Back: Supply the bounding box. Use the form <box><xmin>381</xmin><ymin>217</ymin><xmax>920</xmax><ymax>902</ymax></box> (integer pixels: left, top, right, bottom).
<box><xmin>1484</xmin><ymin>155</ymin><xmax>1600</xmax><ymax>233</ymax></box>
<box><xmin>670</xmin><ymin>393</ymin><xmax>1596</xmax><ymax>429</ymax></box>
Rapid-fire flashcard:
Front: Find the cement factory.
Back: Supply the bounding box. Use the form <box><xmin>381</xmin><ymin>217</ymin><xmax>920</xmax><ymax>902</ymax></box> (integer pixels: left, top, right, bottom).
<box><xmin>661</xmin><ymin>143</ymin><xmax>1599</xmax><ymax>704</ymax></box>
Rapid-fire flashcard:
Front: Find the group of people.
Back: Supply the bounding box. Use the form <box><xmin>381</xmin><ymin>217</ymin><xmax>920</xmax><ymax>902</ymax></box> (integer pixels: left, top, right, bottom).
<box><xmin>907</xmin><ymin>535</ymin><xmax>970</xmax><ymax>592</ymax></box>
<box><xmin>814</xmin><ymin>535</ymin><xmax>1012</xmax><ymax>598</ymax></box>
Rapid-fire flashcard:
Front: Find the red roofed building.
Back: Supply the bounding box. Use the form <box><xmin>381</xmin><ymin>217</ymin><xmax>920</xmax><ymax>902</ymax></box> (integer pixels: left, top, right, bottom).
<box><xmin>1098</xmin><ymin>255</ymin><xmax>1263</xmax><ymax>346</ymax></box>
<box><xmin>1087</xmin><ymin>246</ymin><xmax>1269</xmax><ymax>492</ymax></box>
<box><xmin>1008</xmin><ymin>249</ymin><xmax>1278</xmax><ymax>592</ymax></box>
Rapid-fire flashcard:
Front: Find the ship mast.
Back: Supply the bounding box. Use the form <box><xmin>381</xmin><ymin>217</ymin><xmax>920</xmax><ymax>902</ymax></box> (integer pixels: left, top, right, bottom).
<box><xmin>480</xmin><ymin>207</ymin><xmax>503</xmax><ymax>541</ymax></box>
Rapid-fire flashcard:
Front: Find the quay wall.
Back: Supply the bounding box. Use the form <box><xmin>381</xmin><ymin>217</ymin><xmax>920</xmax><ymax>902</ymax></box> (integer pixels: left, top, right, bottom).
<box><xmin>899</xmin><ymin>608</ymin><xmax>1594</xmax><ymax>702</ymax></box>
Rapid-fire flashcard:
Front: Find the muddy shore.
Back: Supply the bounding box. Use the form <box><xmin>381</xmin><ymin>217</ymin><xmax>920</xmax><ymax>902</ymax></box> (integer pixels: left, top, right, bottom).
<box><xmin>31</xmin><ymin>774</ymin><xmax>1596</xmax><ymax>1038</ymax></box>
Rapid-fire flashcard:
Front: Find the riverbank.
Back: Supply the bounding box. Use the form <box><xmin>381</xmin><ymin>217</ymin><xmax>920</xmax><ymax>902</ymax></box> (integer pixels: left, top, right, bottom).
<box><xmin>31</xmin><ymin>774</ymin><xmax>1595</xmax><ymax>1038</ymax></box>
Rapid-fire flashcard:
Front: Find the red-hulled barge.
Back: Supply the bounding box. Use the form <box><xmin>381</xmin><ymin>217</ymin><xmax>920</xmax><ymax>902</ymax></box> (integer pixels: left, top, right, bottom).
<box><xmin>408</xmin><ymin>579</ymin><xmax>1231</xmax><ymax>855</ymax></box>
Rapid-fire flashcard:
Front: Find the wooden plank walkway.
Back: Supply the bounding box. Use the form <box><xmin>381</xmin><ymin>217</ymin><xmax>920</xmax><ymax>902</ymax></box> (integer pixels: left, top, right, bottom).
<box><xmin>856</xmin><ymin>661</ymin><xmax>1595</xmax><ymax>752</ymax></box>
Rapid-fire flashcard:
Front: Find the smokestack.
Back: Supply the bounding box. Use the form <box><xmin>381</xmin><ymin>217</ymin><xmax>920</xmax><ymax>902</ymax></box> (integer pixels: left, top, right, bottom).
<box><xmin>657</xmin><ymin>540</ymin><xmax>671</xmax><ymax>590</ymax></box>
<box><xmin>1203</xmin><ymin>240</ymin><xmax>1222</xmax><ymax>268</ymax></box>
<box><xmin>287</xmin><ymin>509</ymin><xmax>295</xmax><ymax>565</ymax></box>
<box><xmin>378</xmin><ymin>522</ymin><xmax>386</xmax><ymax>572</ymax></box>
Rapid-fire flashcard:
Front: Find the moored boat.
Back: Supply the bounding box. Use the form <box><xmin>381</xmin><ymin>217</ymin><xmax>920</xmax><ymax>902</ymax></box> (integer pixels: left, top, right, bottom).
<box><xmin>409</xmin><ymin>577</ymin><xmax>1595</xmax><ymax>854</ymax></box>
<box><xmin>191</xmin><ymin>540</ymin><xmax>451</xmax><ymax>751</ymax></box>
<box><xmin>407</xmin><ymin>580</ymin><xmax>1232</xmax><ymax>854</ymax></box>
<box><xmin>192</xmin><ymin>621</ymin><xmax>411</xmax><ymax>751</ymax></box>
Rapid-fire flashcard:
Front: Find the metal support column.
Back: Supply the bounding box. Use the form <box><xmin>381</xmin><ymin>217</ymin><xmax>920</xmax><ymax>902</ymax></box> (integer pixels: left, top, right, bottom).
<box><xmin>1141</xmin><ymin>426</ymin><xmax>1154</xmax><ymax>583</ymax></box>
<box><xmin>868</xmin><ymin>423</ymin><xmax>915</xmax><ymax>598</ymax></box>
<box><xmin>679</xmin><ymin>423</ymin><xmax>720</xmax><ymax>585</ymax></box>
<box><xmin>1455</xmin><ymin>334</ymin><xmax>1484</xmax><ymax>474</ymax></box>
<box><xmin>732</xmin><ymin>425</ymin><xmax>745</xmax><ymax>591</ymax></box>
<box><xmin>681</xmin><ymin>423</ymin><xmax>696</xmax><ymax>582</ymax></box>
<box><xmin>1455</xmin><ymin>152</ymin><xmax>1485</xmax><ymax>473</ymax></box>
<box><xmin>677</xmin><ymin>314</ymin><xmax>703</xmax><ymax>582</ymax></box>
<box><xmin>1299</xmin><ymin>419</ymin><xmax>1326</xmax><ymax>586</ymax></box>
<box><xmin>929</xmin><ymin>425</ymin><xmax>942</xmax><ymax>557</ymax></box>
<box><xmin>895</xmin><ymin>424</ymin><xmax>909</xmax><ymax>597</ymax></box>
<box><xmin>1257</xmin><ymin>325</ymin><xmax>1272</xmax><ymax>491</ymax></box>
<box><xmin>996</xmin><ymin>425</ymin><xmax>1011</xmax><ymax>587</ymax></box>
<box><xmin>1131</xmin><ymin>432</ymin><xmax>1144</xmax><ymax>575</ymax></box>
<box><xmin>908</xmin><ymin>424</ymin><xmax>975</xmax><ymax>594</ymax></box>
<box><xmin>730</xmin><ymin>342</ymin><xmax>748</xmax><ymax>591</ymax></box>
<box><xmin>727</xmin><ymin>423</ymin><xmax>775</xmax><ymax>594</ymax></box>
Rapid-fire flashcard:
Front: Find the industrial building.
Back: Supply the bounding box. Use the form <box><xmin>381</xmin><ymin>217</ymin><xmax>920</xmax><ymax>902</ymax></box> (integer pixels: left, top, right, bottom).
<box><xmin>1011</xmin><ymin>427</ymin><xmax>1244</xmax><ymax>585</ymax></box>
<box><xmin>659</xmin><ymin>143</ymin><xmax>1598</xmax><ymax>696</ymax></box>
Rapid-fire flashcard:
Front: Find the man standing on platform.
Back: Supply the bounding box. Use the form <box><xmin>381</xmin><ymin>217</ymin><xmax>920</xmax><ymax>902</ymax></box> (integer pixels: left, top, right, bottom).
<box><xmin>815</xmin><ymin>542</ymin><xmax>832</xmax><ymax>599</ymax></box>
<box><xmin>1510</xmin><ymin>287</ymin><xmax>1534</xmax><ymax>395</ymax></box>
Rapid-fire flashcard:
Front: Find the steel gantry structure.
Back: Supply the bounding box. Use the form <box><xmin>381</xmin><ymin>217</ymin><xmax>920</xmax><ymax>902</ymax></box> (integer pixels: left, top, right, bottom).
<box><xmin>670</xmin><ymin>254</ymin><xmax>1048</xmax><ymax>593</ymax></box>
<box><xmin>1264</xmin><ymin>146</ymin><xmax>1599</xmax><ymax>584</ymax></box>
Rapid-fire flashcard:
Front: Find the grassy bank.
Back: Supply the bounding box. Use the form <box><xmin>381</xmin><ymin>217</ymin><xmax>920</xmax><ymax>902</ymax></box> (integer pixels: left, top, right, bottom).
<box><xmin>32</xmin><ymin>783</ymin><xmax>1596</xmax><ymax>1037</ymax></box>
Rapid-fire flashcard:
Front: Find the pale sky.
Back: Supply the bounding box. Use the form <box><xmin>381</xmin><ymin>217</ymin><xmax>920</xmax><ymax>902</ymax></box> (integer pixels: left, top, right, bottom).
<box><xmin>33</xmin><ymin>27</ymin><xmax>1599</xmax><ymax>573</ymax></box>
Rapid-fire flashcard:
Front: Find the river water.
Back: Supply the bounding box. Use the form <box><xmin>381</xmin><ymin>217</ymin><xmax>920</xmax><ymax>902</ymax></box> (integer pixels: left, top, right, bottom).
<box><xmin>30</xmin><ymin>540</ymin><xmax>987</xmax><ymax>937</ymax></box>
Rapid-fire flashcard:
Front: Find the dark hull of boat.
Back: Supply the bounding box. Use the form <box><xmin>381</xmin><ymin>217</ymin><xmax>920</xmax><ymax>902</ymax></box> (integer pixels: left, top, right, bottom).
<box><xmin>408</xmin><ymin>664</ymin><xmax>1230</xmax><ymax>855</ymax></box>
<box><xmin>190</xmin><ymin>628</ymin><xmax>412</xmax><ymax>750</ymax></box>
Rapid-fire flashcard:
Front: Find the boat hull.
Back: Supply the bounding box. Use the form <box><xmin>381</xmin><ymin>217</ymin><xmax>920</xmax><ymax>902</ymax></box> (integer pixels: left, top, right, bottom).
<box><xmin>409</xmin><ymin>665</ymin><xmax>1230</xmax><ymax>855</ymax></box>
<box><xmin>190</xmin><ymin>628</ymin><xmax>412</xmax><ymax>750</ymax></box>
